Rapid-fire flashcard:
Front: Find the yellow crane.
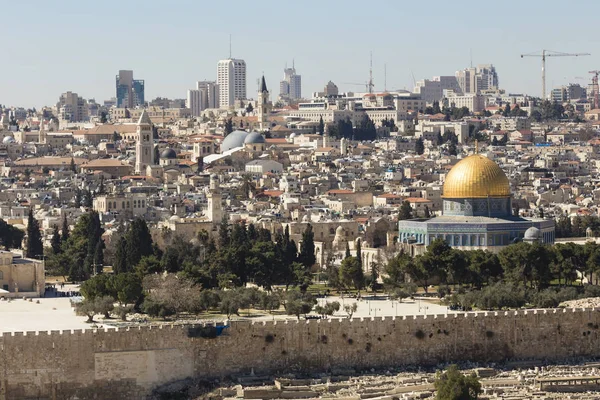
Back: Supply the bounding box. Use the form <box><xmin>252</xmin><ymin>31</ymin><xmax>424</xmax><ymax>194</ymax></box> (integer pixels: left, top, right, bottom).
<box><xmin>521</xmin><ymin>49</ymin><xmax>590</xmax><ymax>100</ymax></box>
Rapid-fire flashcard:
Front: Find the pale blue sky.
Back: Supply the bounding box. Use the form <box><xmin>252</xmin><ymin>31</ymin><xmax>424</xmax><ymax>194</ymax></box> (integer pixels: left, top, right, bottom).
<box><xmin>3</xmin><ymin>0</ymin><xmax>600</xmax><ymax>108</ymax></box>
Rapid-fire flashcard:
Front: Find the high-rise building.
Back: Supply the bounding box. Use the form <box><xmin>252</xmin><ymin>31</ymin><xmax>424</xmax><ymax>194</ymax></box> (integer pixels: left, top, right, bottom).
<box><xmin>279</xmin><ymin>64</ymin><xmax>302</xmax><ymax>101</ymax></box>
<box><xmin>455</xmin><ymin>65</ymin><xmax>499</xmax><ymax>94</ymax></box>
<box><xmin>187</xmin><ymin>81</ymin><xmax>219</xmax><ymax>117</ymax></box>
<box><xmin>116</xmin><ymin>70</ymin><xmax>145</xmax><ymax>108</ymax></box>
<box><xmin>197</xmin><ymin>81</ymin><xmax>220</xmax><ymax>109</ymax></box>
<box><xmin>56</xmin><ymin>91</ymin><xmax>88</xmax><ymax>122</ymax></box>
<box><xmin>475</xmin><ymin>64</ymin><xmax>499</xmax><ymax>92</ymax></box>
<box><xmin>217</xmin><ymin>59</ymin><xmax>246</xmax><ymax>108</ymax></box>
<box><xmin>187</xmin><ymin>89</ymin><xmax>203</xmax><ymax>117</ymax></box>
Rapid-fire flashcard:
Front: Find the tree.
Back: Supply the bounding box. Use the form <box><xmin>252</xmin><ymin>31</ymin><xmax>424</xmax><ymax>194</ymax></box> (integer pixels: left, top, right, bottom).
<box><xmin>0</xmin><ymin>219</ymin><xmax>25</xmax><ymax>250</ymax></box>
<box><xmin>61</xmin><ymin>215</ymin><xmax>70</xmax><ymax>243</ymax></box>
<box><xmin>70</xmin><ymin>157</ymin><xmax>77</xmax><ymax>173</ymax></box>
<box><xmin>344</xmin><ymin>303</ymin><xmax>358</xmax><ymax>318</ymax></box>
<box><xmin>298</xmin><ymin>224</ymin><xmax>316</xmax><ymax>269</ymax></box>
<box><xmin>25</xmin><ymin>209</ymin><xmax>43</xmax><ymax>259</ymax></box>
<box><xmin>51</xmin><ymin>225</ymin><xmax>61</xmax><ymax>255</ymax></box>
<box><xmin>75</xmin><ymin>296</ymin><xmax>115</xmax><ymax>322</ymax></box>
<box><xmin>224</xmin><ymin>118</ymin><xmax>234</xmax><ymax>135</ymax></box>
<box><xmin>432</xmin><ymin>101</ymin><xmax>441</xmax><ymax>114</ymax></box>
<box><xmin>447</xmin><ymin>142</ymin><xmax>458</xmax><ymax>156</ymax></box>
<box><xmin>399</xmin><ymin>201</ymin><xmax>413</xmax><ymax>220</ymax></box>
<box><xmin>434</xmin><ymin>364</ymin><xmax>482</xmax><ymax>400</ymax></box>
<box><xmin>284</xmin><ymin>290</ymin><xmax>315</xmax><ymax>319</ymax></box>
<box><xmin>502</xmin><ymin>103</ymin><xmax>511</xmax><ymax>117</ymax></box>
<box><xmin>246</xmin><ymin>103</ymin><xmax>254</xmax><ymax>114</ymax></box>
<box><xmin>415</xmin><ymin>137</ymin><xmax>425</xmax><ymax>155</ymax></box>
<box><xmin>125</xmin><ymin>218</ymin><xmax>154</xmax><ymax>270</ymax></box>
<box><xmin>100</xmin><ymin>111</ymin><xmax>108</xmax><ymax>123</ymax></box>
<box><xmin>339</xmin><ymin>256</ymin><xmax>364</xmax><ymax>291</ymax></box>
<box><xmin>111</xmin><ymin>273</ymin><xmax>143</xmax><ymax>305</ymax></box>
<box><xmin>318</xmin><ymin>116</ymin><xmax>325</xmax><ymax>134</ymax></box>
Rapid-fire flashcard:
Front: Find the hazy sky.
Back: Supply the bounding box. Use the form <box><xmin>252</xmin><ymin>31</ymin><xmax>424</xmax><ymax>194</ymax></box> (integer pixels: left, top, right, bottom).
<box><xmin>3</xmin><ymin>0</ymin><xmax>600</xmax><ymax>108</ymax></box>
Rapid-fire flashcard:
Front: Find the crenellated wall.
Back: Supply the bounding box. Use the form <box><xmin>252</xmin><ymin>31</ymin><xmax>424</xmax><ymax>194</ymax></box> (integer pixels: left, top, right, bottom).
<box><xmin>2</xmin><ymin>308</ymin><xmax>600</xmax><ymax>399</ymax></box>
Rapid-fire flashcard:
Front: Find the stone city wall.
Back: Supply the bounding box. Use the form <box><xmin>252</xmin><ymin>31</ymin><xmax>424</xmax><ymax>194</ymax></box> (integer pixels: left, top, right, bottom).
<box><xmin>2</xmin><ymin>308</ymin><xmax>600</xmax><ymax>399</ymax></box>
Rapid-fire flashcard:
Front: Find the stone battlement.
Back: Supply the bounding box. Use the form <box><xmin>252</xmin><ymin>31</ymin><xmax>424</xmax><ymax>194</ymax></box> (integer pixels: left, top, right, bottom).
<box><xmin>1</xmin><ymin>307</ymin><xmax>596</xmax><ymax>338</ymax></box>
<box><xmin>2</xmin><ymin>308</ymin><xmax>600</xmax><ymax>399</ymax></box>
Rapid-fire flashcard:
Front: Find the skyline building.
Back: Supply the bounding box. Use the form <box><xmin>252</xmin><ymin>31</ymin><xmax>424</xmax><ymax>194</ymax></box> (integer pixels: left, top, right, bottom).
<box><xmin>116</xmin><ymin>70</ymin><xmax>145</xmax><ymax>108</ymax></box>
<box><xmin>55</xmin><ymin>91</ymin><xmax>88</xmax><ymax>122</ymax></box>
<box><xmin>187</xmin><ymin>81</ymin><xmax>219</xmax><ymax>117</ymax></box>
<box><xmin>217</xmin><ymin>59</ymin><xmax>246</xmax><ymax>108</ymax></box>
<box><xmin>279</xmin><ymin>63</ymin><xmax>302</xmax><ymax>101</ymax></box>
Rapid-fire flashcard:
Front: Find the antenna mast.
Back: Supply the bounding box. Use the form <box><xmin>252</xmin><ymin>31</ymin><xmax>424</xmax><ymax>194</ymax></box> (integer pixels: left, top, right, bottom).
<box><xmin>368</xmin><ymin>51</ymin><xmax>374</xmax><ymax>94</ymax></box>
<box><xmin>229</xmin><ymin>34</ymin><xmax>232</xmax><ymax>58</ymax></box>
<box><xmin>384</xmin><ymin>64</ymin><xmax>387</xmax><ymax>92</ymax></box>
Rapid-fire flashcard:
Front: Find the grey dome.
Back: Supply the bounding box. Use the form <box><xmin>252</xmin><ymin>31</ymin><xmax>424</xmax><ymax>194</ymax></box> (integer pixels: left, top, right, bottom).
<box><xmin>160</xmin><ymin>148</ymin><xmax>177</xmax><ymax>159</ymax></box>
<box><xmin>244</xmin><ymin>132</ymin><xmax>265</xmax><ymax>144</ymax></box>
<box><xmin>221</xmin><ymin>130</ymin><xmax>248</xmax><ymax>152</ymax></box>
<box><xmin>2</xmin><ymin>136</ymin><xmax>15</xmax><ymax>144</ymax></box>
<box><xmin>524</xmin><ymin>227</ymin><xmax>541</xmax><ymax>240</ymax></box>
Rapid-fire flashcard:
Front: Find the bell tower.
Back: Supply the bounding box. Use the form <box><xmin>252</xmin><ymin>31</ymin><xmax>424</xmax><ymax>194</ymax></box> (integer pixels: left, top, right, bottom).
<box><xmin>135</xmin><ymin>110</ymin><xmax>154</xmax><ymax>174</ymax></box>
<box><xmin>257</xmin><ymin>75</ymin><xmax>271</xmax><ymax>131</ymax></box>
<box><xmin>207</xmin><ymin>174</ymin><xmax>222</xmax><ymax>223</ymax></box>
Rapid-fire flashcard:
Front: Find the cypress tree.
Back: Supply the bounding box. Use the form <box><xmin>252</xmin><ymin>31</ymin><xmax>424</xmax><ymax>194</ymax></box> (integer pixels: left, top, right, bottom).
<box><xmin>61</xmin><ymin>214</ymin><xmax>70</xmax><ymax>242</ymax></box>
<box><xmin>25</xmin><ymin>208</ymin><xmax>43</xmax><ymax>259</ymax></box>
<box><xmin>298</xmin><ymin>224</ymin><xmax>316</xmax><ymax>269</ymax></box>
<box><xmin>356</xmin><ymin>238</ymin><xmax>362</xmax><ymax>269</ymax></box>
<box><xmin>114</xmin><ymin>236</ymin><xmax>128</xmax><ymax>274</ymax></box>
<box><xmin>125</xmin><ymin>218</ymin><xmax>153</xmax><ymax>269</ymax></box>
<box><xmin>345</xmin><ymin>241</ymin><xmax>351</xmax><ymax>259</ymax></box>
<box><xmin>51</xmin><ymin>225</ymin><xmax>61</xmax><ymax>255</ymax></box>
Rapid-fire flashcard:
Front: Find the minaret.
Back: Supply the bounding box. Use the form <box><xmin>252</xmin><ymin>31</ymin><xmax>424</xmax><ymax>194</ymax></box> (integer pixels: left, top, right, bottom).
<box><xmin>39</xmin><ymin>120</ymin><xmax>47</xmax><ymax>144</ymax></box>
<box><xmin>135</xmin><ymin>110</ymin><xmax>154</xmax><ymax>174</ymax></box>
<box><xmin>207</xmin><ymin>174</ymin><xmax>222</xmax><ymax>222</ymax></box>
<box><xmin>257</xmin><ymin>75</ymin><xmax>271</xmax><ymax>131</ymax></box>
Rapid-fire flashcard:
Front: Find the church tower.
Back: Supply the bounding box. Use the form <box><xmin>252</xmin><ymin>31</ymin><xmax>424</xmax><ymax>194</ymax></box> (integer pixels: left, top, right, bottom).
<box><xmin>257</xmin><ymin>75</ymin><xmax>271</xmax><ymax>131</ymax></box>
<box><xmin>207</xmin><ymin>174</ymin><xmax>222</xmax><ymax>223</ymax></box>
<box><xmin>135</xmin><ymin>110</ymin><xmax>154</xmax><ymax>174</ymax></box>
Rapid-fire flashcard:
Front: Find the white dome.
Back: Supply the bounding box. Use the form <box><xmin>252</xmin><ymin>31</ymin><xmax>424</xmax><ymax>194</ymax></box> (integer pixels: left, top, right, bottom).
<box><xmin>289</xmin><ymin>132</ymin><xmax>297</xmax><ymax>139</ymax></box>
<box><xmin>2</xmin><ymin>136</ymin><xmax>15</xmax><ymax>144</ymax></box>
<box><xmin>221</xmin><ymin>130</ymin><xmax>248</xmax><ymax>152</ymax></box>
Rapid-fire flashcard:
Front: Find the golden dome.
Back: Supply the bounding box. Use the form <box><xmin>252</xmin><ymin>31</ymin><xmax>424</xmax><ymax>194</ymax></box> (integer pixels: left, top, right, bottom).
<box><xmin>443</xmin><ymin>154</ymin><xmax>510</xmax><ymax>198</ymax></box>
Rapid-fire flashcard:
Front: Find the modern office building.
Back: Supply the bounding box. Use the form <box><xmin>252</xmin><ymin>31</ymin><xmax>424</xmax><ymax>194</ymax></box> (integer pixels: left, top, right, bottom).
<box><xmin>551</xmin><ymin>84</ymin><xmax>586</xmax><ymax>102</ymax></box>
<box><xmin>279</xmin><ymin>64</ymin><xmax>302</xmax><ymax>101</ymax></box>
<box><xmin>217</xmin><ymin>59</ymin><xmax>246</xmax><ymax>108</ymax></box>
<box><xmin>414</xmin><ymin>76</ymin><xmax>462</xmax><ymax>104</ymax></box>
<box><xmin>116</xmin><ymin>70</ymin><xmax>145</xmax><ymax>108</ymax></box>
<box><xmin>455</xmin><ymin>65</ymin><xmax>499</xmax><ymax>94</ymax></box>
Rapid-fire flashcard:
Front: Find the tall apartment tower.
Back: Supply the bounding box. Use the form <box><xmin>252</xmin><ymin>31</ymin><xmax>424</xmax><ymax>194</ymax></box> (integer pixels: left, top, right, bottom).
<box><xmin>257</xmin><ymin>75</ymin><xmax>271</xmax><ymax>131</ymax></box>
<box><xmin>116</xmin><ymin>70</ymin><xmax>145</xmax><ymax>108</ymax></box>
<box><xmin>187</xmin><ymin>89</ymin><xmax>203</xmax><ymax>117</ymax></box>
<box><xmin>279</xmin><ymin>63</ymin><xmax>302</xmax><ymax>101</ymax></box>
<box><xmin>187</xmin><ymin>81</ymin><xmax>220</xmax><ymax>117</ymax></box>
<box><xmin>135</xmin><ymin>110</ymin><xmax>154</xmax><ymax>174</ymax></box>
<box><xmin>217</xmin><ymin>59</ymin><xmax>246</xmax><ymax>108</ymax></box>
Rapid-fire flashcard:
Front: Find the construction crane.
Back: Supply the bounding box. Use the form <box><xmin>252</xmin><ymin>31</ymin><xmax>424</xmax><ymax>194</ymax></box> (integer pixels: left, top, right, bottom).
<box><xmin>342</xmin><ymin>82</ymin><xmax>370</xmax><ymax>92</ymax></box>
<box><xmin>590</xmin><ymin>70</ymin><xmax>600</xmax><ymax>109</ymax></box>
<box><xmin>520</xmin><ymin>49</ymin><xmax>590</xmax><ymax>100</ymax></box>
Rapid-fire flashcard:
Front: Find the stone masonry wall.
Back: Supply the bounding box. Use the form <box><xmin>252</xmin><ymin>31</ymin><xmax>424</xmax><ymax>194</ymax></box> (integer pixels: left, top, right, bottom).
<box><xmin>2</xmin><ymin>308</ymin><xmax>600</xmax><ymax>399</ymax></box>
